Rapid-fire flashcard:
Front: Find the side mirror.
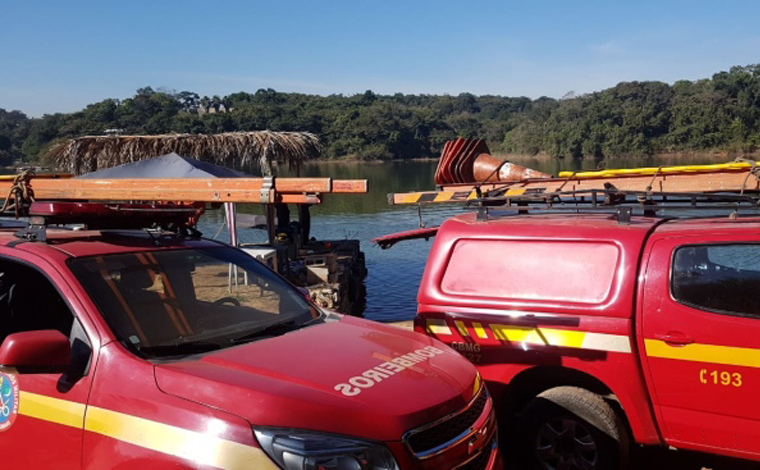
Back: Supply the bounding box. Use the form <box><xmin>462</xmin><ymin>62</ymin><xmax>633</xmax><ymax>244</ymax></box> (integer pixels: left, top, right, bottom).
<box><xmin>0</xmin><ymin>330</ymin><xmax>71</xmax><ymax>373</ymax></box>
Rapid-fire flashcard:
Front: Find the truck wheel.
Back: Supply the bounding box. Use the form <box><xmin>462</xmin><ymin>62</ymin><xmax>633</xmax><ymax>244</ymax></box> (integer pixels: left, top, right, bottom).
<box><xmin>520</xmin><ymin>386</ymin><xmax>628</xmax><ymax>470</ymax></box>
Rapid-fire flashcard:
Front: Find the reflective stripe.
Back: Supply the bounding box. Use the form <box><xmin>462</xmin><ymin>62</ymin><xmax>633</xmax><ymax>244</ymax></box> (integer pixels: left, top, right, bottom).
<box><xmin>645</xmin><ymin>339</ymin><xmax>760</xmax><ymax>369</ymax></box>
<box><xmin>85</xmin><ymin>407</ymin><xmax>277</xmax><ymax>470</ymax></box>
<box><xmin>454</xmin><ymin>320</ymin><xmax>469</xmax><ymax>336</ymax></box>
<box><xmin>427</xmin><ymin>318</ymin><xmax>452</xmax><ymax>335</ymax></box>
<box><xmin>472</xmin><ymin>322</ymin><xmax>488</xmax><ymax>339</ymax></box>
<box><xmin>428</xmin><ymin>318</ymin><xmax>631</xmax><ymax>354</ymax></box>
<box><xmin>490</xmin><ymin>324</ymin><xmax>585</xmax><ymax>349</ymax></box>
<box><xmin>19</xmin><ymin>391</ymin><xmax>85</xmax><ymax>428</ymax></box>
<box><xmin>582</xmin><ymin>332</ymin><xmax>633</xmax><ymax>354</ymax></box>
<box><xmin>398</xmin><ymin>190</ymin><xmax>477</xmax><ymax>204</ymax></box>
<box><xmin>434</xmin><ymin>192</ymin><xmax>453</xmax><ymax>203</ymax></box>
<box><xmin>16</xmin><ymin>391</ymin><xmax>275</xmax><ymax>470</ymax></box>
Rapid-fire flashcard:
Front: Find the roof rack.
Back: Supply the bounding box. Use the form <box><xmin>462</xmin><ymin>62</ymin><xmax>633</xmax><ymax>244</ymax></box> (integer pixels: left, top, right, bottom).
<box><xmin>13</xmin><ymin>202</ymin><xmax>205</xmax><ymax>242</ymax></box>
<box><xmin>468</xmin><ymin>188</ymin><xmax>760</xmax><ymax>224</ymax></box>
<box><xmin>471</xmin><ymin>187</ymin><xmax>760</xmax><ymax>207</ymax></box>
<box><xmin>390</xmin><ymin>147</ymin><xmax>760</xmax><ymax>206</ymax></box>
<box><xmin>373</xmin><ymin>188</ymin><xmax>760</xmax><ymax>249</ymax></box>
<box><xmin>379</xmin><ymin>139</ymin><xmax>760</xmax><ymax>248</ymax></box>
<box><xmin>0</xmin><ymin>173</ymin><xmax>368</xmax><ymax>242</ymax></box>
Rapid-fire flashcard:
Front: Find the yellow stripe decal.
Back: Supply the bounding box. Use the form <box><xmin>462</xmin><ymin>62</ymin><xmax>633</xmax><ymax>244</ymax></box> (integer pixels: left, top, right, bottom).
<box><xmin>16</xmin><ymin>391</ymin><xmax>275</xmax><ymax>470</ymax></box>
<box><xmin>85</xmin><ymin>407</ymin><xmax>276</xmax><ymax>470</ymax></box>
<box><xmin>430</xmin><ymin>317</ymin><xmax>631</xmax><ymax>354</ymax></box>
<box><xmin>491</xmin><ymin>324</ymin><xmax>535</xmax><ymax>342</ymax></box>
<box><xmin>395</xmin><ymin>190</ymin><xmax>480</xmax><ymax>204</ymax></box>
<box><xmin>426</xmin><ymin>318</ymin><xmax>453</xmax><ymax>335</ymax></box>
<box><xmin>454</xmin><ymin>320</ymin><xmax>469</xmax><ymax>337</ymax></box>
<box><xmin>489</xmin><ymin>324</ymin><xmax>630</xmax><ymax>353</ymax></box>
<box><xmin>18</xmin><ymin>391</ymin><xmax>86</xmax><ymax>428</ymax></box>
<box><xmin>473</xmin><ymin>373</ymin><xmax>482</xmax><ymax>397</ymax></box>
<box><xmin>504</xmin><ymin>188</ymin><xmax>526</xmax><ymax>196</ymax></box>
<box><xmin>645</xmin><ymin>339</ymin><xmax>760</xmax><ymax>369</ymax></box>
<box><xmin>434</xmin><ymin>192</ymin><xmax>453</xmax><ymax>202</ymax></box>
<box><xmin>472</xmin><ymin>322</ymin><xmax>488</xmax><ymax>339</ymax></box>
<box><xmin>399</xmin><ymin>194</ymin><xmax>421</xmax><ymax>204</ymax></box>
<box><xmin>540</xmin><ymin>328</ymin><xmax>586</xmax><ymax>348</ymax></box>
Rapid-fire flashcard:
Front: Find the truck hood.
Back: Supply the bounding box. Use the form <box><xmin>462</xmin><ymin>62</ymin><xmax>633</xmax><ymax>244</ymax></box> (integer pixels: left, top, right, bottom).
<box><xmin>154</xmin><ymin>316</ymin><xmax>478</xmax><ymax>441</ymax></box>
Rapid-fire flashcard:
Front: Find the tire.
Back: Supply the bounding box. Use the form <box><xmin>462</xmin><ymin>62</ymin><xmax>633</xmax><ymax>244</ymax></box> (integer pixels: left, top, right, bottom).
<box><xmin>519</xmin><ymin>386</ymin><xmax>629</xmax><ymax>470</ymax></box>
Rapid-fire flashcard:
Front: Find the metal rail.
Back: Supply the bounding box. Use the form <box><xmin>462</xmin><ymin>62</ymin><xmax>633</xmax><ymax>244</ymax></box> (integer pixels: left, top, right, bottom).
<box><xmin>469</xmin><ymin>189</ymin><xmax>760</xmax><ymax>207</ymax></box>
<box><xmin>466</xmin><ymin>189</ymin><xmax>760</xmax><ymax>224</ymax></box>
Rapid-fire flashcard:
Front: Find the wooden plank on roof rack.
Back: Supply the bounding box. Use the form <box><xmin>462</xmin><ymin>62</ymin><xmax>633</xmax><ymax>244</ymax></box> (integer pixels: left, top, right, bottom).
<box><xmin>0</xmin><ymin>173</ymin><xmax>72</xmax><ymax>181</ymax></box>
<box><xmin>332</xmin><ymin>180</ymin><xmax>368</xmax><ymax>193</ymax></box>
<box><xmin>0</xmin><ymin>177</ymin><xmax>368</xmax><ymax>205</ymax></box>
<box><xmin>391</xmin><ymin>169</ymin><xmax>760</xmax><ymax>205</ymax></box>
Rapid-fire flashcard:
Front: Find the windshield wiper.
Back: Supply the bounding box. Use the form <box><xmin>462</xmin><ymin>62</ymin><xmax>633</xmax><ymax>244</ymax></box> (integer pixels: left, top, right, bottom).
<box><xmin>228</xmin><ymin>320</ymin><xmax>301</xmax><ymax>344</ymax></box>
<box><xmin>140</xmin><ymin>340</ymin><xmax>224</xmax><ymax>357</ymax></box>
<box><xmin>228</xmin><ymin>315</ymin><xmax>324</xmax><ymax>345</ymax></box>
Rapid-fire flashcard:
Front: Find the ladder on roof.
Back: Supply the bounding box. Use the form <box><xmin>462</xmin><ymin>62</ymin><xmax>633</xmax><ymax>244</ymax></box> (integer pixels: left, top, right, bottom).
<box><xmin>376</xmin><ymin>138</ymin><xmax>760</xmax><ymax>249</ymax></box>
<box><xmin>0</xmin><ymin>173</ymin><xmax>368</xmax><ymax>242</ymax></box>
<box><xmin>390</xmin><ymin>161</ymin><xmax>760</xmax><ymax>205</ymax></box>
<box><xmin>389</xmin><ymin>137</ymin><xmax>760</xmax><ymax>205</ymax></box>
<box><xmin>0</xmin><ymin>173</ymin><xmax>367</xmax><ymax>208</ymax></box>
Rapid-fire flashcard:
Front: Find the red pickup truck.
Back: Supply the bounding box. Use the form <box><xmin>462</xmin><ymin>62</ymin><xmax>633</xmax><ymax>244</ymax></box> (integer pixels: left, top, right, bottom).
<box><xmin>416</xmin><ymin>209</ymin><xmax>760</xmax><ymax>469</ymax></box>
<box><xmin>0</xmin><ymin>202</ymin><xmax>500</xmax><ymax>470</ymax></box>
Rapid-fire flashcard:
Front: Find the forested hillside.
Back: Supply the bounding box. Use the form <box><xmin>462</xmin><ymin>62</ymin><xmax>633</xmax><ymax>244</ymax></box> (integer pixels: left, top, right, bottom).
<box><xmin>1</xmin><ymin>65</ymin><xmax>759</xmax><ymax>166</ymax></box>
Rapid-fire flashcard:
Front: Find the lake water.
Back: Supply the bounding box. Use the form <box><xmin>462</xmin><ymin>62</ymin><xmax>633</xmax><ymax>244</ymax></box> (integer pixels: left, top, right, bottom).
<box><xmin>197</xmin><ymin>154</ymin><xmax>734</xmax><ymax>323</ymax></box>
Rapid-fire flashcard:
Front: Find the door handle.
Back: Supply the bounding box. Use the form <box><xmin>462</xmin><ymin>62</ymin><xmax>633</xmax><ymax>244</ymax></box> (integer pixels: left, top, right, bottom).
<box><xmin>654</xmin><ymin>333</ymin><xmax>694</xmax><ymax>346</ymax></box>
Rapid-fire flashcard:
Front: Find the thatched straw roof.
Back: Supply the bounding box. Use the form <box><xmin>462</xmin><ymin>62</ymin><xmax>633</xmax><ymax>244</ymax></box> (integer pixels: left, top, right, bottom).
<box><xmin>46</xmin><ymin>131</ymin><xmax>322</xmax><ymax>176</ymax></box>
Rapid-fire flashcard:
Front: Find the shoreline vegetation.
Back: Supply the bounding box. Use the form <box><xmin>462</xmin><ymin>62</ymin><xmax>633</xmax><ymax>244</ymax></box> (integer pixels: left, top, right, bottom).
<box><xmin>1</xmin><ymin>64</ymin><xmax>759</xmax><ymax>170</ymax></box>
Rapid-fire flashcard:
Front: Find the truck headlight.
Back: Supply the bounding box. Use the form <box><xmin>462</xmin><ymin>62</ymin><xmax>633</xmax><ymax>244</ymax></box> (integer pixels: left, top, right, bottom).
<box><xmin>254</xmin><ymin>428</ymin><xmax>400</xmax><ymax>470</ymax></box>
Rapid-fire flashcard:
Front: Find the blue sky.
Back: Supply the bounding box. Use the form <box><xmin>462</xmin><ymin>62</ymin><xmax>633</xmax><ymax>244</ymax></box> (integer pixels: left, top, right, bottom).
<box><xmin>2</xmin><ymin>0</ymin><xmax>759</xmax><ymax>116</ymax></box>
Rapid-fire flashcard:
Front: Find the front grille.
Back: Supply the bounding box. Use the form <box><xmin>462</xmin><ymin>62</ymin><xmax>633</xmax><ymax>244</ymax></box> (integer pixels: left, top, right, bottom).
<box><xmin>406</xmin><ymin>387</ymin><xmax>488</xmax><ymax>455</ymax></box>
<box><xmin>456</xmin><ymin>443</ymin><xmax>492</xmax><ymax>470</ymax></box>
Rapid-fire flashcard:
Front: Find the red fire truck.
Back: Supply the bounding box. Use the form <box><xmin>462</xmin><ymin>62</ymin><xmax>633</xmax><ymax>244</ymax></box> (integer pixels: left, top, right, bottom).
<box><xmin>414</xmin><ymin>190</ymin><xmax>760</xmax><ymax>469</ymax></box>
<box><xmin>0</xmin><ymin>200</ymin><xmax>500</xmax><ymax>470</ymax></box>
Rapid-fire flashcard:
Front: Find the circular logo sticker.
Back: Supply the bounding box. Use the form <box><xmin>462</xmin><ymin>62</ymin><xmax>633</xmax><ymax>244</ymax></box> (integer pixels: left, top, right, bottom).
<box><xmin>0</xmin><ymin>373</ymin><xmax>19</xmax><ymax>431</ymax></box>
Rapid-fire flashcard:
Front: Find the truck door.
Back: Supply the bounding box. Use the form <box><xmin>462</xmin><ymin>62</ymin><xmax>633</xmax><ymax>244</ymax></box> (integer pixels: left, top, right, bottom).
<box><xmin>0</xmin><ymin>256</ymin><xmax>96</xmax><ymax>469</ymax></box>
<box><xmin>641</xmin><ymin>237</ymin><xmax>760</xmax><ymax>459</ymax></box>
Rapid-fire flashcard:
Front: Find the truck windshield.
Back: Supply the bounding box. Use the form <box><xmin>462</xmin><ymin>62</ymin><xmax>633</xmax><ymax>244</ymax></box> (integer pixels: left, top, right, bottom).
<box><xmin>69</xmin><ymin>246</ymin><xmax>320</xmax><ymax>358</ymax></box>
